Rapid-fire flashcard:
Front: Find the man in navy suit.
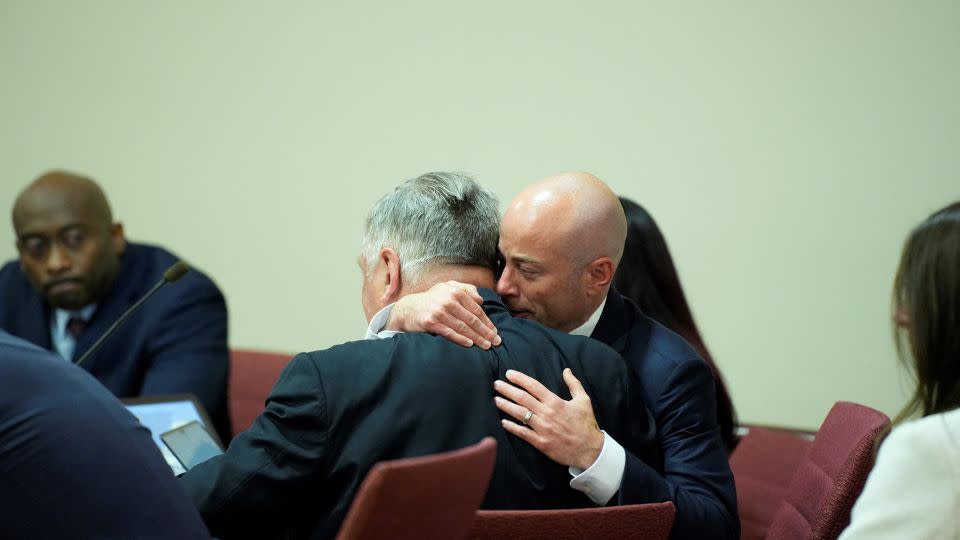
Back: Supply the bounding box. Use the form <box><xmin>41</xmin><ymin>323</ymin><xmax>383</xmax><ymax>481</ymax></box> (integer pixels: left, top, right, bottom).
<box><xmin>0</xmin><ymin>330</ymin><xmax>211</xmax><ymax>539</ymax></box>
<box><xmin>0</xmin><ymin>171</ymin><xmax>231</xmax><ymax>441</ymax></box>
<box><xmin>372</xmin><ymin>172</ymin><xmax>738</xmax><ymax>539</ymax></box>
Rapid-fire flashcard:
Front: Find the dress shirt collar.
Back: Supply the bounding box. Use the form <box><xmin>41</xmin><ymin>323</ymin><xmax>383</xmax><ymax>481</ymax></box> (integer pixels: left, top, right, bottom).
<box><xmin>569</xmin><ymin>298</ymin><xmax>607</xmax><ymax>337</ymax></box>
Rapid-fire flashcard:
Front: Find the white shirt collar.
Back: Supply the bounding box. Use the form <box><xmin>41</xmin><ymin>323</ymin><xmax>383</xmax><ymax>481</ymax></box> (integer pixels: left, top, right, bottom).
<box><xmin>569</xmin><ymin>298</ymin><xmax>607</xmax><ymax>337</ymax></box>
<box><xmin>364</xmin><ymin>302</ymin><xmax>403</xmax><ymax>340</ymax></box>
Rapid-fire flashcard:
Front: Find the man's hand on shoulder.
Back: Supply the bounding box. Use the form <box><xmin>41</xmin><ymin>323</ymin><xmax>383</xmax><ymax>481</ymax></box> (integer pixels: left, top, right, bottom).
<box><xmin>494</xmin><ymin>368</ymin><xmax>604</xmax><ymax>470</ymax></box>
<box><xmin>385</xmin><ymin>281</ymin><xmax>501</xmax><ymax>349</ymax></box>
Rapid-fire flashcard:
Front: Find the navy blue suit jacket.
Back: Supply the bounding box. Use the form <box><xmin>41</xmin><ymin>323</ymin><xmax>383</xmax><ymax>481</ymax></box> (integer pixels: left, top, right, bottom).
<box><xmin>592</xmin><ymin>289</ymin><xmax>739</xmax><ymax>540</ymax></box>
<box><xmin>0</xmin><ymin>242</ymin><xmax>231</xmax><ymax>441</ymax></box>
<box><xmin>0</xmin><ymin>330</ymin><xmax>211</xmax><ymax>539</ymax></box>
<box><xmin>181</xmin><ymin>290</ymin><xmax>659</xmax><ymax>539</ymax></box>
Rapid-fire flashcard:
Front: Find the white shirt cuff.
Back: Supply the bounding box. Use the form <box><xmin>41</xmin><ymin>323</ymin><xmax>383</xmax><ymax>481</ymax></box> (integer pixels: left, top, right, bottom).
<box><xmin>568</xmin><ymin>431</ymin><xmax>625</xmax><ymax>506</ymax></box>
<box><xmin>364</xmin><ymin>303</ymin><xmax>403</xmax><ymax>340</ymax></box>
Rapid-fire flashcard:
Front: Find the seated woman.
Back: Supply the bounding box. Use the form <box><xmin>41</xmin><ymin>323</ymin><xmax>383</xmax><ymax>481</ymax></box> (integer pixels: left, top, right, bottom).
<box><xmin>614</xmin><ymin>197</ymin><xmax>738</xmax><ymax>453</ymax></box>
<box><xmin>839</xmin><ymin>202</ymin><xmax>960</xmax><ymax>539</ymax></box>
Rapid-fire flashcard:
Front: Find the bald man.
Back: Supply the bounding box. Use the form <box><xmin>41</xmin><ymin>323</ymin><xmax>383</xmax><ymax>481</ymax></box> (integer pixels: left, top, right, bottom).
<box><xmin>369</xmin><ymin>172</ymin><xmax>738</xmax><ymax>539</ymax></box>
<box><xmin>0</xmin><ymin>171</ymin><xmax>231</xmax><ymax>442</ymax></box>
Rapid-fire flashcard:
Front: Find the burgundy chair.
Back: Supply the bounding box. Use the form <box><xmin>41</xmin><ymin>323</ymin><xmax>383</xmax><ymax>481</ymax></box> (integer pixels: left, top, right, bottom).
<box><xmin>765</xmin><ymin>401</ymin><xmax>890</xmax><ymax>540</ymax></box>
<box><xmin>227</xmin><ymin>349</ymin><xmax>293</xmax><ymax>437</ymax></box>
<box><xmin>731</xmin><ymin>427</ymin><xmax>814</xmax><ymax>540</ymax></box>
<box><xmin>337</xmin><ymin>437</ymin><xmax>497</xmax><ymax>540</ymax></box>
<box><xmin>467</xmin><ymin>502</ymin><xmax>676</xmax><ymax>540</ymax></box>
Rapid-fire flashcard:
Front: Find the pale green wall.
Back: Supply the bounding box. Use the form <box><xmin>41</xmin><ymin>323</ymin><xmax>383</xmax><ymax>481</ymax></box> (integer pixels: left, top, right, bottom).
<box><xmin>2</xmin><ymin>1</ymin><xmax>958</xmax><ymax>429</ymax></box>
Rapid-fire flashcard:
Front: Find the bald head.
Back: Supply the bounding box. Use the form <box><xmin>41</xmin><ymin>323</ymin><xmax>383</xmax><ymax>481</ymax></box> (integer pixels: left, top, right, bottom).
<box><xmin>496</xmin><ymin>171</ymin><xmax>627</xmax><ymax>333</ymax></box>
<box><xmin>13</xmin><ymin>171</ymin><xmax>125</xmax><ymax>310</ymax></box>
<box><xmin>507</xmin><ymin>171</ymin><xmax>627</xmax><ymax>267</ymax></box>
<box><xmin>13</xmin><ymin>171</ymin><xmax>113</xmax><ymax>233</ymax></box>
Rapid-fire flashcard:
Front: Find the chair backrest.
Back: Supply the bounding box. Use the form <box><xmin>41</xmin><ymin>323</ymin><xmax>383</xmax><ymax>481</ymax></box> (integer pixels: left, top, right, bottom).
<box><xmin>228</xmin><ymin>349</ymin><xmax>292</xmax><ymax>437</ymax></box>
<box><xmin>730</xmin><ymin>427</ymin><xmax>814</xmax><ymax>540</ymax></box>
<box><xmin>466</xmin><ymin>502</ymin><xmax>676</xmax><ymax>540</ymax></box>
<box><xmin>766</xmin><ymin>401</ymin><xmax>890</xmax><ymax>540</ymax></box>
<box><xmin>337</xmin><ymin>437</ymin><xmax>498</xmax><ymax>540</ymax></box>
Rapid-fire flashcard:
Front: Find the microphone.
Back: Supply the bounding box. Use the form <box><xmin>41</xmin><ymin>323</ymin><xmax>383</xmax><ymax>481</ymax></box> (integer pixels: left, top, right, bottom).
<box><xmin>75</xmin><ymin>261</ymin><xmax>191</xmax><ymax>368</ymax></box>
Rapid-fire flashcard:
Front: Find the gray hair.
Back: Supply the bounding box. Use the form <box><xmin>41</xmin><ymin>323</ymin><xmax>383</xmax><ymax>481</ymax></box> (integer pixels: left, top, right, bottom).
<box><xmin>362</xmin><ymin>171</ymin><xmax>500</xmax><ymax>286</ymax></box>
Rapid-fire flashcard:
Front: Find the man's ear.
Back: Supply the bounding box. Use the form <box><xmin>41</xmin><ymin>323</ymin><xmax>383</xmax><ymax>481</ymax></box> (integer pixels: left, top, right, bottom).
<box><xmin>584</xmin><ymin>257</ymin><xmax>615</xmax><ymax>296</ymax></box>
<box><xmin>112</xmin><ymin>222</ymin><xmax>127</xmax><ymax>256</ymax></box>
<box><xmin>380</xmin><ymin>247</ymin><xmax>403</xmax><ymax>304</ymax></box>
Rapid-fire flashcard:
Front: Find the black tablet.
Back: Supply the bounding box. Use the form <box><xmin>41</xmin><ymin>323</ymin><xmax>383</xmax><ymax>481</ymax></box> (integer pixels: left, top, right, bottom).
<box><xmin>123</xmin><ymin>394</ymin><xmax>221</xmax><ymax>474</ymax></box>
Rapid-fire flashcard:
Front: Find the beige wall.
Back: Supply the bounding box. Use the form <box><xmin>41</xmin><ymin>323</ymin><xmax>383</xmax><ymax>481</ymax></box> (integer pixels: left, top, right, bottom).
<box><xmin>2</xmin><ymin>1</ymin><xmax>958</xmax><ymax>429</ymax></box>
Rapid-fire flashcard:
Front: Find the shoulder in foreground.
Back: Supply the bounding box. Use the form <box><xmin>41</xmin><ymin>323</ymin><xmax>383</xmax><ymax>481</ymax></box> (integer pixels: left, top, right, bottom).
<box><xmin>0</xmin><ymin>330</ymin><xmax>52</xmax><ymax>358</ymax></box>
<box><xmin>0</xmin><ymin>331</ymin><xmax>81</xmax><ymax>385</ymax></box>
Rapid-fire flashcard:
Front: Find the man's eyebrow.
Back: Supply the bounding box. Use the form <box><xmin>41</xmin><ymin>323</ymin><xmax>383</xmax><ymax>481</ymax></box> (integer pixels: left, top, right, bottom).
<box><xmin>16</xmin><ymin>233</ymin><xmax>43</xmax><ymax>244</ymax></box>
<box><xmin>16</xmin><ymin>230</ymin><xmax>53</xmax><ymax>242</ymax></box>
<box><xmin>510</xmin><ymin>255</ymin><xmax>541</xmax><ymax>266</ymax></box>
<box><xmin>17</xmin><ymin>222</ymin><xmax>87</xmax><ymax>237</ymax></box>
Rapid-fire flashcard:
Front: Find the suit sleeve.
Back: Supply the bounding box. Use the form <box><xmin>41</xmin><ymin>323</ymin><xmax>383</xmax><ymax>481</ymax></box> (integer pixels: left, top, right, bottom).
<box><xmin>179</xmin><ymin>353</ymin><xmax>329</xmax><ymax>539</ymax></box>
<box><xmin>618</xmin><ymin>359</ymin><xmax>739</xmax><ymax>540</ymax></box>
<box><xmin>139</xmin><ymin>276</ymin><xmax>229</xmax><ymax>431</ymax></box>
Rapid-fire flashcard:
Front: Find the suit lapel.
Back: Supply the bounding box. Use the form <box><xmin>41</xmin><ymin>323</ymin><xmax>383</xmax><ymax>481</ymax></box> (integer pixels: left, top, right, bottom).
<box><xmin>591</xmin><ymin>288</ymin><xmax>632</xmax><ymax>354</ymax></box>
<box><xmin>591</xmin><ymin>288</ymin><xmax>655</xmax><ymax>383</ymax></box>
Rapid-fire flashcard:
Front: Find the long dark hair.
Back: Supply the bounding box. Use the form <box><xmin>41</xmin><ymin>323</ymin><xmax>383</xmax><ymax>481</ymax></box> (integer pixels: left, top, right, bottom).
<box><xmin>613</xmin><ymin>197</ymin><xmax>738</xmax><ymax>452</ymax></box>
<box><xmin>891</xmin><ymin>201</ymin><xmax>960</xmax><ymax>425</ymax></box>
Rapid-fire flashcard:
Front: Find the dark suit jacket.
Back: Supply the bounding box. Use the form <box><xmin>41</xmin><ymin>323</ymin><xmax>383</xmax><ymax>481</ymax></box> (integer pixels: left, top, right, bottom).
<box><xmin>592</xmin><ymin>288</ymin><xmax>739</xmax><ymax>540</ymax></box>
<box><xmin>180</xmin><ymin>289</ymin><xmax>657</xmax><ymax>540</ymax></box>
<box><xmin>0</xmin><ymin>330</ymin><xmax>211</xmax><ymax>539</ymax></box>
<box><xmin>0</xmin><ymin>242</ymin><xmax>231</xmax><ymax>441</ymax></box>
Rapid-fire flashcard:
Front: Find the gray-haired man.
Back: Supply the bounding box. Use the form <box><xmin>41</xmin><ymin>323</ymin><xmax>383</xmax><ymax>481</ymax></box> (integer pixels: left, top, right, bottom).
<box><xmin>179</xmin><ymin>172</ymin><xmax>658</xmax><ymax>540</ymax></box>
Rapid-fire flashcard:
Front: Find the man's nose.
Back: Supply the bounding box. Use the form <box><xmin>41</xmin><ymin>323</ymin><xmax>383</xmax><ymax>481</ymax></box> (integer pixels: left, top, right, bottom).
<box><xmin>495</xmin><ymin>267</ymin><xmax>518</xmax><ymax>298</ymax></box>
<box><xmin>45</xmin><ymin>245</ymin><xmax>73</xmax><ymax>274</ymax></box>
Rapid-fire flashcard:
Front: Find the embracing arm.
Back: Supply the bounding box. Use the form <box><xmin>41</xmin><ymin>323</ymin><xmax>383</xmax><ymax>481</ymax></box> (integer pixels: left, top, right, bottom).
<box><xmin>494</xmin><ymin>370</ymin><xmax>634</xmax><ymax>505</ymax></box>
<box><xmin>495</xmin><ymin>362</ymin><xmax>738</xmax><ymax>540</ymax></box>
<box><xmin>365</xmin><ymin>281</ymin><xmax>500</xmax><ymax>348</ymax></box>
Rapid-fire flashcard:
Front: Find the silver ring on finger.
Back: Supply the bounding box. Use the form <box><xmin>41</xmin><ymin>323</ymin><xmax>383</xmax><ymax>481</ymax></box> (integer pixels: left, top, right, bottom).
<box><xmin>522</xmin><ymin>410</ymin><xmax>534</xmax><ymax>426</ymax></box>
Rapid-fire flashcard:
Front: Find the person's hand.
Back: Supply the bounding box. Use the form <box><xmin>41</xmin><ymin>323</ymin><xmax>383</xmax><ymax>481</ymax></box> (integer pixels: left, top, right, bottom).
<box><xmin>494</xmin><ymin>368</ymin><xmax>604</xmax><ymax>470</ymax></box>
<box><xmin>386</xmin><ymin>281</ymin><xmax>502</xmax><ymax>349</ymax></box>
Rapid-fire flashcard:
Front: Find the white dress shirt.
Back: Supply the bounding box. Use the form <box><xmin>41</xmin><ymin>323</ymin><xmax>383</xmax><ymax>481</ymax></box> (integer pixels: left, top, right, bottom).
<box><xmin>50</xmin><ymin>304</ymin><xmax>97</xmax><ymax>361</ymax></box>
<box><xmin>838</xmin><ymin>408</ymin><xmax>960</xmax><ymax>540</ymax></box>
<box><xmin>364</xmin><ymin>298</ymin><xmax>625</xmax><ymax>505</ymax></box>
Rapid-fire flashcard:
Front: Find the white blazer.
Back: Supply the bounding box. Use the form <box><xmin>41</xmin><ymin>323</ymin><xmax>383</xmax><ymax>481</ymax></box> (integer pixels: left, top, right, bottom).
<box><xmin>839</xmin><ymin>407</ymin><xmax>960</xmax><ymax>540</ymax></box>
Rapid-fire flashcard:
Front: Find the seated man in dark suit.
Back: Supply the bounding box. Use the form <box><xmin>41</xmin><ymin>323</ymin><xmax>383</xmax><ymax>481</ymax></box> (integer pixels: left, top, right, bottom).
<box><xmin>0</xmin><ymin>330</ymin><xmax>211</xmax><ymax>540</ymax></box>
<box><xmin>179</xmin><ymin>172</ymin><xmax>658</xmax><ymax>539</ymax></box>
<box><xmin>0</xmin><ymin>171</ymin><xmax>231</xmax><ymax>441</ymax></box>
<box><xmin>372</xmin><ymin>172</ymin><xmax>739</xmax><ymax>539</ymax></box>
